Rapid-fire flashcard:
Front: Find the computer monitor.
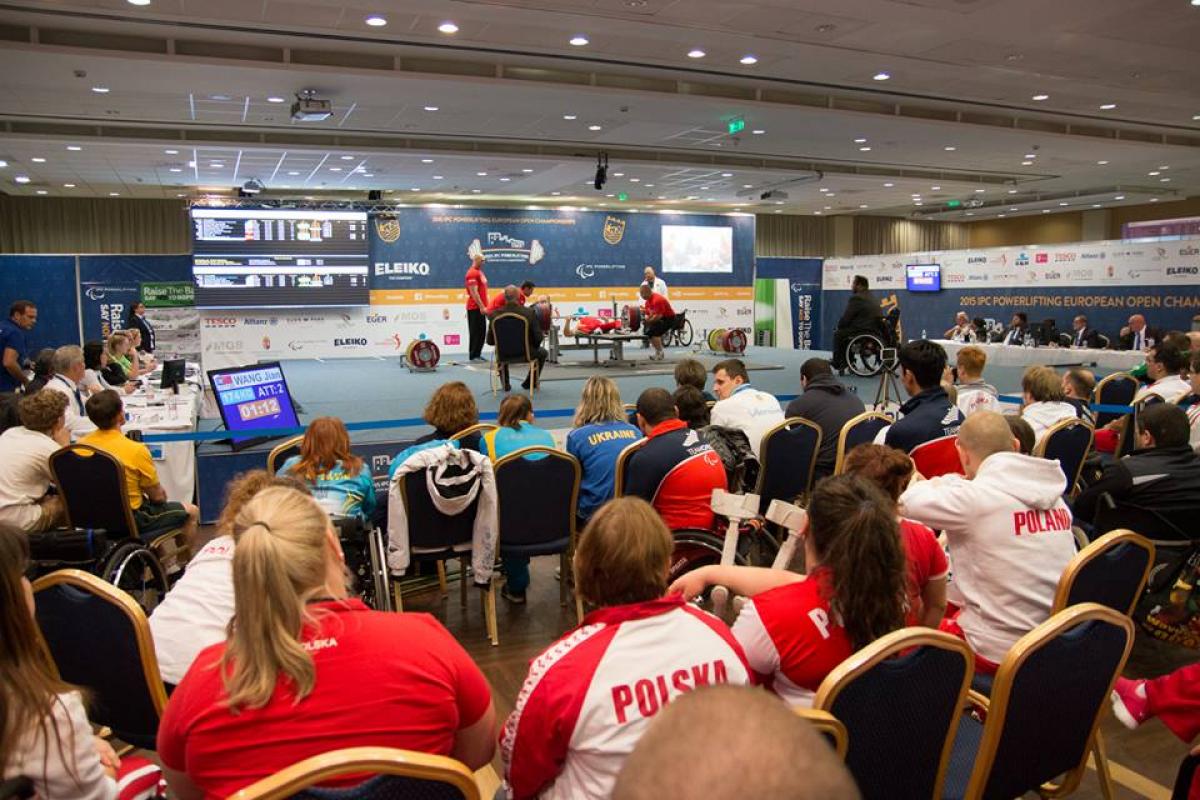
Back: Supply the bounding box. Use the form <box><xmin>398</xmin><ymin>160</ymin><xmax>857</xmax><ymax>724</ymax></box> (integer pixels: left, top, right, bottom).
<box><xmin>160</xmin><ymin>359</ymin><xmax>187</xmax><ymax>391</ymax></box>
<box><xmin>206</xmin><ymin>362</ymin><xmax>301</xmax><ymax>451</ymax></box>
<box><xmin>906</xmin><ymin>263</ymin><xmax>941</xmax><ymax>292</ymax></box>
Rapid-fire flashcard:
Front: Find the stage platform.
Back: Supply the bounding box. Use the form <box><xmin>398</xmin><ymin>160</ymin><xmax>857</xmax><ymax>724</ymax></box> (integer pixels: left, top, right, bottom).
<box><xmin>193</xmin><ymin>344</ymin><xmax>1131</xmax><ymax>521</ymax></box>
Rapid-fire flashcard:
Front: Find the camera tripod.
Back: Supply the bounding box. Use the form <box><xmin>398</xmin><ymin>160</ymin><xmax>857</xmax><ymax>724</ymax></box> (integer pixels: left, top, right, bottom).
<box><xmin>873</xmin><ymin>350</ymin><xmax>904</xmax><ymax>411</ymax></box>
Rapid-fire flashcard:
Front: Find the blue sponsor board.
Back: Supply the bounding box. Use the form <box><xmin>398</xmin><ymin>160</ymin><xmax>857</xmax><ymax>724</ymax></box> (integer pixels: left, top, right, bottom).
<box><xmin>79</xmin><ymin>255</ymin><xmax>192</xmax><ymax>340</ymax></box>
<box><xmin>369</xmin><ymin>208</ymin><xmax>754</xmax><ymax>290</ymax></box>
<box><xmin>0</xmin><ymin>256</ymin><xmax>79</xmax><ymax>349</ymax></box>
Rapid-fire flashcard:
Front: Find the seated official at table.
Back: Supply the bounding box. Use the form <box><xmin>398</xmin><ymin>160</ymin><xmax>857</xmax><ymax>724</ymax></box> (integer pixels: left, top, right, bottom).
<box><xmin>1069</xmin><ymin>315</ymin><xmax>1102</xmax><ymax>349</ymax></box>
<box><xmin>80</xmin><ymin>389</ymin><xmax>198</xmax><ymax>545</ymax></box>
<box><xmin>943</xmin><ymin>311</ymin><xmax>977</xmax><ymax>343</ymax></box>
<box><xmin>277</xmin><ymin>416</ymin><xmax>376</xmax><ymax>520</ymax></box>
<box><xmin>999</xmin><ymin>312</ymin><xmax>1030</xmax><ymax>346</ymax></box>
<box><xmin>486</xmin><ymin>280</ymin><xmax>535</xmax><ymax>315</ymax></box>
<box><xmin>43</xmin><ymin>345</ymin><xmax>96</xmax><ymax>438</ymax></box>
<box><xmin>1118</xmin><ymin>314</ymin><xmax>1164</xmax><ymax>351</ymax></box>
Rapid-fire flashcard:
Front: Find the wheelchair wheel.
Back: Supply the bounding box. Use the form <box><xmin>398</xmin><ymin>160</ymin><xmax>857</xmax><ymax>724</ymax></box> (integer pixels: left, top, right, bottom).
<box><xmin>669</xmin><ymin>527</ymin><xmax>777</xmax><ymax>613</ymax></box>
<box><xmin>102</xmin><ymin>541</ymin><xmax>169</xmax><ymax>613</ymax></box>
<box><xmin>366</xmin><ymin>526</ymin><xmax>393</xmax><ymax>612</ymax></box>
<box><xmin>846</xmin><ymin>333</ymin><xmax>884</xmax><ymax>377</ymax></box>
<box><xmin>675</xmin><ymin>317</ymin><xmax>694</xmax><ymax>347</ymax></box>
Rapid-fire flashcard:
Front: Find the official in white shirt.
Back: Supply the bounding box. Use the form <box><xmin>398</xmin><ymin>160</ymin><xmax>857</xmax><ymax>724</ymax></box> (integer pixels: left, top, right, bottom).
<box><xmin>640</xmin><ymin>266</ymin><xmax>668</xmax><ymax>299</ymax></box>
<box><xmin>42</xmin><ymin>345</ymin><xmax>97</xmax><ymax>438</ymax></box>
<box><xmin>709</xmin><ymin>358</ymin><xmax>785</xmax><ymax>458</ymax></box>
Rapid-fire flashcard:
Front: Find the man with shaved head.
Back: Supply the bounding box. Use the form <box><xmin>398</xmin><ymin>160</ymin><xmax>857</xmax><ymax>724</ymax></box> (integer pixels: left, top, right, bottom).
<box><xmin>900</xmin><ymin>411</ymin><xmax>1076</xmax><ymax>675</ymax></box>
<box><xmin>1118</xmin><ymin>313</ymin><xmax>1164</xmax><ymax>352</ymax></box>
<box><xmin>612</xmin><ymin>686</ymin><xmax>859</xmax><ymax>800</ymax></box>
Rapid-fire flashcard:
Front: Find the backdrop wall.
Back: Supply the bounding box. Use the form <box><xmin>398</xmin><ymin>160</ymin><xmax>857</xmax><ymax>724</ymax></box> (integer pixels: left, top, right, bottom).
<box><xmin>0</xmin><ymin>255</ymin><xmax>79</xmax><ymax>350</ymax></box>
<box><xmin>822</xmin><ymin>237</ymin><xmax>1200</xmax><ymax>344</ymax></box>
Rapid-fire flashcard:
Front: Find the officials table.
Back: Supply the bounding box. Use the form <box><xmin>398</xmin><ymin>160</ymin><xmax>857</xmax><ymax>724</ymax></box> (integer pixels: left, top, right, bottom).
<box><xmin>933</xmin><ymin>340</ymin><xmax>1145</xmax><ymax>372</ymax></box>
<box><xmin>122</xmin><ymin>368</ymin><xmax>203</xmax><ymax>503</ymax></box>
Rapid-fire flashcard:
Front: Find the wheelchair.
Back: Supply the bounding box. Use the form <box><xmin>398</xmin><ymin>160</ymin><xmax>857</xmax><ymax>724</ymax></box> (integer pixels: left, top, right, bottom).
<box><xmin>668</xmin><ymin>520</ymin><xmax>780</xmax><ymax>613</ymax></box>
<box><xmin>662</xmin><ymin>310</ymin><xmax>694</xmax><ymax>348</ymax></box>
<box><xmin>27</xmin><ymin>529</ymin><xmax>169</xmax><ymax>613</ymax></box>
<box><xmin>844</xmin><ymin>306</ymin><xmax>901</xmax><ymax>377</ymax></box>
<box><xmin>331</xmin><ymin>515</ymin><xmax>393</xmax><ymax>611</ymax></box>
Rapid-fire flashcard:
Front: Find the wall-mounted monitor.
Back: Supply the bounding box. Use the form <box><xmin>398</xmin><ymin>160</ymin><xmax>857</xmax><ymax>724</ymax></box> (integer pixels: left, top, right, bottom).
<box><xmin>906</xmin><ymin>263</ymin><xmax>942</xmax><ymax>292</ymax></box>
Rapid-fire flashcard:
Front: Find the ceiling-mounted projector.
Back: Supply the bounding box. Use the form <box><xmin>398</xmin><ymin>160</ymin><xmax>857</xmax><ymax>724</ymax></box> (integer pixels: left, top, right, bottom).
<box><xmin>760</xmin><ymin>189</ymin><xmax>789</xmax><ymax>201</ymax></box>
<box><xmin>242</xmin><ymin>178</ymin><xmax>265</xmax><ymax>195</ymax></box>
<box><xmin>291</xmin><ymin>90</ymin><xmax>332</xmax><ymax>122</ymax></box>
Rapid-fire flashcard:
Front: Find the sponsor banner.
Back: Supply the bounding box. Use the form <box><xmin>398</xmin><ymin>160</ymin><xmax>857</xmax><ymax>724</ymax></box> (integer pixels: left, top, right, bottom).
<box><xmin>0</xmin><ymin>256</ymin><xmax>78</xmax><ymax>351</ymax></box>
<box><xmin>81</xmin><ymin>282</ymin><xmax>140</xmax><ymax>340</ymax></box>
<box><xmin>368</xmin><ymin>208</ymin><xmax>755</xmax><ymax>292</ymax></box>
<box><xmin>822</xmin><ymin>238</ymin><xmax>1200</xmax><ymax>291</ymax></box>
<box><xmin>79</xmin><ymin>255</ymin><xmax>193</xmax><ymax>342</ymax></box>
<box><xmin>198</xmin><ymin>296</ymin><xmax>752</xmax><ymax>372</ymax></box>
<box><xmin>369</xmin><ymin>285</ymin><xmax>753</xmax><ymax>305</ymax></box>
<box><xmin>148</xmin><ymin>307</ymin><xmax>201</xmax><ymax>362</ymax></box>
<box><xmin>757</xmin><ymin>258</ymin><xmax>824</xmax><ymax>350</ymax></box>
<box><xmin>142</xmin><ymin>281</ymin><xmax>196</xmax><ymax>308</ymax></box>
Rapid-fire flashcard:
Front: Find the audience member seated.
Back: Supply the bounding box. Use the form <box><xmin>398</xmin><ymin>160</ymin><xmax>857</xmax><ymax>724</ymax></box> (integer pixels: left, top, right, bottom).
<box><xmin>0</xmin><ymin>391</ymin><xmax>69</xmax><ymax>532</ymax></box>
<box><xmin>485</xmin><ymin>279</ymin><xmax>535</xmax><ymax>315</ymax></box>
<box><xmin>1</xmin><ymin>526</ymin><xmax>163</xmax><ymax>800</ymax></box>
<box><xmin>566</xmin><ymin>377</ymin><xmax>641</xmax><ymax>526</ymax></box>
<box><xmin>672</xmin><ymin>475</ymin><xmax>907</xmax><ymax>706</ymax></box>
<box><xmin>158</xmin><ymin>486</ymin><xmax>496</xmax><ymax>798</ymax></box>
<box><xmin>409</xmin><ymin>381</ymin><xmax>482</xmax><ymax>452</ymax></box>
<box><xmin>149</xmin><ymin>471</ymin><xmax>308</xmax><ymax>688</ymax></box>
<box><xmin>1111</xmin><ymin>663</ymin><xmax>1200</xmax><ymax>745</ymax></box>
<box><xmin>1187</xmin><ymin>349</ymin><xmax>1200</xmax><ymax>453</ymax></box>
<box><xmin>124</xmin><ymin>328</ymin><xmax>154</xmax><ymax>372</ymax></box>
<box><xmin>710</xmin><ymin>358</ymin><xmax>784</xmax><ymax>458</ymax></box>
<box><xmin>23</xmin><ymin>348</ymin><xmax>55</xmax><ymax>395</ymax></box>
<box><xmin>43</xmin><ymin>345</ymin><xmax>96</xmax><ymax>438</ymax></box>
<box><xmin>612</xmin><ymin>685</ymin><xmax>859</xmax><ymax>800</ymax></box>
<box><xmin>485</xmin><ymin>394</ymin><xmax>556</xmax><ymax>605</ymax></box>
<box><xmin>842</xmin><ymin>444</ymin><xmax>949</xmax><ymax>628</ymax></box>
<box><xmin>1073</xmin><ymin>403</ymin><xmax>1200</xmax><ymax>540</ymax></box>
<box><xmin>1000</xmin><ymin>312</ymin><xmax>1029</xmax><ymax>345</ymax></box>
<box><xmin>0</xmin><ymin>300</ymin><xmax>36</xmax><ymax>393</ymax></box>
<box><xmin>899</xmin><ymin>411</ymin><xmax>1076</xmax><ymax>674</ymax></box>
<box><xmin>1069</xmin><ymin>314</ymin><xmax>1102</xmax><ymax>349</ymax></box>
<box><xmin>499</xmin><ymin>498</ymin><xmax>752</xmax><ymax>800</ymax></box>
<box><xmin>624</xmin><ymin>388</ymin><xmax>727</xmax><ymax>531</ymax></box>
<box><xmin>490</xmin><ymin>285</ymin><xmax>547</xmax><ymax>391</ymax></box>
<box><xmin>879</xmin><ymin>340</ymin><xmax>964</xmax><ymax>452</ymax></box>
<box><xmin>1062</xmin><ymin>367</ymin><xmax>1096</xmax><ymax>425</ymax></box>
<box><xmin>1134</xmin><ymin>335</ymin><xmax>1191</xmax><ymax>404</ymax></box>
<box><xmin>1118</xmin><ymin>313</ymin><xmax>1164</xmax><ymax>352</ymax></box>
<box><xmin>1020</xmin><ymin>365</ymin><xmax>1079</xmax><ymax>444</ymax></box>
<box><xmin>1005</xmin><ymin>415</ymin><xmax>1036</xmax><ymax>455</ymax></box>
<box><xmin>953</xmin><ymin>345</ymin><xmax>999</xmax><ymax>418</ymax></box>
<box><xmin>80</xmin><ymin>390</ymin><xmax>198</xmax><ymax>544</ymax></box>
<box><xmin>674</xmin><ymin>357</ymin><xmax>715</xmax><ymax>401</ymax></box>
<box><xmin>943</xmin><ymin>311</ymin><xmax>977</xmax><ymax>343</ymax></box>
<box><xmin>784</xmin><ymin>357</ymin><xmax>865</xmax><ymax>480</ymax></box>
<box><xmin>638</xmin><ymin>283</ymin><xmax>675</xmax><ymax>362</ymax></box>
<box><xmin>81</xmin><ymin>341</ymin><xmax>115</xmax><ymax>395</ymax></box>
<box><xmin>675</xmin><ymin>386</ymin><xmax>756</xmax><ymax>493</ymax></box>
<box><xmin>278</xmin><ymin>416</ymin><xmax>376</xmax><ymax>519</ymax></box>
<box><xmin>101</xmin><ymin>332</ymin><xmax>135</xmax><ymax>386</ymax></box>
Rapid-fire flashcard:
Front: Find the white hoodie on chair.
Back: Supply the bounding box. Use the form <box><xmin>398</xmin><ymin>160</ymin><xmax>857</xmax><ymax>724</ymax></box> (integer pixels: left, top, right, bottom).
<box><xmin>899</xmin><ymin>452</ymin><xmax>1076</xmax><ymax>665</ymax></box>
<box><xmin>386</xmin><ymin>443</ymin><xmax>498</xmax><ymax>583</ymax></box>
<box><xmin>1021</xmin><ymin>401</ymin><xmax>1079</xmax><ymax>445</ymax></box>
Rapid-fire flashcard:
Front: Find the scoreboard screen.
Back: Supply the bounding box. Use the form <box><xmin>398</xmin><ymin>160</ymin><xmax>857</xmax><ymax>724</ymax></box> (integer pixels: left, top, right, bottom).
<box><xmin>206</xmin><ymin>362</ymin><xmax>300</xmax><ymax>449</ymax></box>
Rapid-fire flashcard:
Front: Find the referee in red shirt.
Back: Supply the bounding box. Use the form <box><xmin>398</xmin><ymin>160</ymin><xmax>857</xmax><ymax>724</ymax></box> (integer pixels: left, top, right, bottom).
<box><xmin>639</xmin><ymin>283</ymin><xmax>675</xmax><ymax>361</ymax></box>
<box><xmin>465</xmin><ymin>255</ymin><xmax>489</xmax><ymax>361</ymax></box>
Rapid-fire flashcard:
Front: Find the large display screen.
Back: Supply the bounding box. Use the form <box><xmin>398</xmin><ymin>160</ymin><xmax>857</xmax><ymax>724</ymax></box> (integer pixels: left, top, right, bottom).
<box><xmin>206</xmin><ymin>362</ymin><xmax>300</xmax><ymax>449</ymax></box>
<box><xmin>906</xmin><ymin>263</ymin><xmax>942</xmax><ymax>292</ymax></box>
<box><xmin>192</xmin><ymin>209</ymin><xmax>370</xmax><ymax>308</ymax></box>
<box><xmin>661</xmin><ymin>225</ymin><xmax>733</xmax><ymax>273</ymax></box>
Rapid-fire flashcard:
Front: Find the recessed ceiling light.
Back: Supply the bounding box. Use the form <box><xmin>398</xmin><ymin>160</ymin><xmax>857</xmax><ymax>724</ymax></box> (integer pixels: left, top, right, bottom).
<box><xmin>1032</xmin><ymin>93</ymin><xmax>1049</xmax><ymax>101</ymax></box>
<box><xmin>14</xmin><ymin>176</ymin><xmax>30</xmax><ymax>184</ymax></box>
<box><xmin>883</xmin><ymin>182</ymin><xmax>894</xmax><ymax>187</ymax></box>
<box><xmin>965</xmin><ymin>212</ymin><xmax>975</xmax><ymax>217</ymax></box>
<box><xmin>998</xmin><ymin>214</ymin><xmax>1007</xmax><ymax>218</ymax></box>
<box><xmin>35</xmin><ymin>189</ymin><xmax>47</xmax><ymax>195</ymax></box>
<box><xmin>477</xmin><ymin>171</ymin><xmax>488</xmax><ymax>176</ymax></box>
<box><xmin>588</xmin><ymin>124</ymin><xmax>602</xmax><ymax>131</ymax></box>
<box><xmin>551</xmin><ymin>192</ymin><xmax>561</xmax><ymax>196</ymax></box>
<box><xmin>66</xmin><ymin>145</ymin><xmax>81</xmax><ymax>151</ymax></box>
<box><xmin>362</xmin><ymin>173</ymin><xmax>373</xmax><ymax>178</ymax></box>
<box><xmin>267</xmin><ymin>96</ymin><xmax>286</xmax><ymax>103</ymax></box>
<box><xmin>1092</xmin><ymin>204</ymin><xmax>1102</xmax><ymax>208</ymax></box>
<box><xmin>859</xmin><ymin>146</ymin><xmax>872</xmax><ymax>152</ymax></box>
<box><xmin>1114</xmin><ymin>194</ymin><xmax>1125</xmax><ymax>200</ymax></box>
<box><xmin>740</xmin><ymin>55</ymin><xmax>758</xmax><ymax>65</ymax></box>
<box><xmin>472</xmin><ymin>189</ymin><xmax>481</xmax><ymax>193</ymax></box>
<box><xmin>421</xmin><ymin>158</ymin><xmax>434</xmax><ymax>163</ymax></box>
<box><xmin>365</xmin><ymin>14</ymin><xmax>387</xmax><ymax>26</ymax></box>
<box><xmin>423</xmin><ymin>105</ymin><xmax>439</xmax><ymax>111</ymax></box>
<box><xmin>1008</xmin><ymin>189</ymin><xmax>1018</xmax><ymax>193</ymax></box>
<box><xmin>329</xmin><ymin>167</ymin><xmax>342</xmax><ymax>172</ymax></box>
<box><xmin>858</xmin><ymin>204</ymin><xmax>869</xmax><ymax>209</ymax></box>
<box><xmin>813</xmin><ymin>211</ymin><xmax>822</xmax><ymax>215</ymax></box>
<box><xmin>432</xmin><ymin>175</ymin><xmax>443</xmax><ymax>179</ymax></box>
<box><xmin>286</xmin><ymin>171</ymin><xmax>299</xmax><ymax>176</ymax></box>
<box><xmin>1100</xmin><ymin>103</ymin><xmax>1117</xmax><ymax>110</ymax></box>
<box><xmin>914</xmin><ymin>202</ymin><xmax>923</xmax><ymax>206</ymax></box>
<box><xmin>613</xmin><ymin>172</ymin><xmax>625</xmax><ymax>177</ymax></box>
<box><xmin>164</xmin><ymin>149</ymin><xmax>178</xmax><ymax>154</ymax></box>
<box><xmin>931</xmin><ymin>185</ymin><xmax>941</xmax><ymax>190</ymax></box>
<box><xmin>63</xmin><ymin>183</ymin><xmax>75</xmax><ymax>188</ymax></box>
<box><xmin>1058</xmin><ymin>202</ymin><xmax>1069</xmax><ymax>206</ymax></box>
<box><xmin>1194</xmin><ymin>114</ymin><xmax>1200</xmax><ymax>120</ymax></box>
<box><xmin>1159</xmin><ymin>165</ymin><xmax>1169</xmax><ymax>170</ymax></box>
<box><xmin>824</xmin><ymin>205</ymin><xmax>832</xmax><ymax>210</ymax></box>
<box><xmin>569</xmin><ymin>35</ymin><xmax>589</xmax><ymax>46</ymax></box>
<box><xmin>1097</xmin><ymin>160</ymin><xmax>1109</xmax><ymax>165</ymax></box>
<box><xmin>1024</xmin><ymin>153</ymin><xmax>1037</xmax><ymax>159</ymax></box>
<box><xmin>1021</xmin><ymin>160</ymin><xmax>1034</xmax><ymax>166</ymax></box>
<box><xmin>91</xmin><ymin>85</ymin><xmax>110</xmax><ymax>93</ymax></box>
<box><xmin>438</xmin><ymin>21</ymin><xmax>459</xmax><ymax>34</ymax></box>
<box><xmin>108</xmin><ymin>192</ymin><xmax>119</xmax><ymax>196</ymax></box>
<box><xmin>699</xmin><ymin>185</ymin><xmax>709</xmax><ymax>190</ymax></box>
<box><xmin>127</xmin><ymin>0</ymin><xmax>151</xmax><ymax>5</ymax></box>
<box><xmin>853</xmin><ymin>138</ymin><xmax>867</xmax><ymax>144</ymax></box>
<box><xmin>499</xmin><ymin>177</ymin><xmax>511</xmax><ymax>182</ymax></box>
<box><xmin>209</xmin><ymin>94</ymin><xmax>231</xmax><ymax>101</ymax></box>
<box><xmin>168</xmin><ymin>167</ymin><xmax>182</xmax><ymax>173</ymax></box>
<box><xmin>410</xmin><ymin>187</ymin><xmax>420</xmax><ymax>192</ymax></box>
<box><xmin>826</xmin><ymin>193</ymin><xmax>836</xmax><ymax>197</ymax></box>
<box><xmin>30</xmin><ymin>157</ymin><xmax>45</xmax><ymax>163</ymax></box>
<box><xmin>563</xmin><ymin>114</ymin><xmax>577</xmax><ymax>120</ymax></box>
<box><xmin>687</xmin><ymin>49</ymin><xmax>706</xmax><ymax>58</ymax></box>
<box><xmin>873</xmin><ymin>71</ymin><xmax>891</xmax><ymax>81</ymax></box>
<box><xmin>340</xmin><ymin>155</ymin><xmax>354</xmax><ymax>161</ymax></box>
<box><xmin>522</xmin><ymin>168</ymin><xmax>534</xmax><ymax>173</ymax></box>
<box><xmin>630</xmin><ymin>178</ymin><xmax>640</xmax><ymax>182</ymax></box>
<box><xmin>721</xmin><ymin>172</ymin><xmax>733</xmax><ymax>178</ymax></box>
<box><xmin>974</xmin><ymin>188</ymin><xmax>986</xmax><ymax>193</ymax></box>
<box><xmin>1042</xmin><ymin>209</ymin><xmax>1051</xmax><ymax>213</ymax></box>
<box><xmin>751</xmin><ymin>129</ymin><xmax>765</xmax><ymax>135</ymax></box>
<box><xmin>820</xmin><ymin>187</ymin><xmax>829</xmax><ymax>192</ymax></box>
<box><xmin>1149</xmin><ymin>171</ymin><xmax>1161</xmax><ymax>176</ymax></box>
<box><xmin>1160</xmin><ymin>177</ymin><xmax>1171</xmax><ymax>182</ymax></box>
<box><xmin>1150</xmin><ymin>197</ymin><xmax>1160</xmax><ymax>202</ymax></box>
<box><xmin>944</xmin><ymin>146</ymin><xmax>957</xmax><ymax>151</ymax></box>
<box><xmin>1010</xmin><ymin>207</ymin><xmax>1019</xmax><ymax>211</ymax></box>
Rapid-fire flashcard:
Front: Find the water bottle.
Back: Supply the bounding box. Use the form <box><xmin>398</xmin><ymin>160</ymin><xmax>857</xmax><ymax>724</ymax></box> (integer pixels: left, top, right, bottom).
<box><xmin>921</xmin><ymin>328</ymin><xmax>927</xmax><ymax>341</ymax></box>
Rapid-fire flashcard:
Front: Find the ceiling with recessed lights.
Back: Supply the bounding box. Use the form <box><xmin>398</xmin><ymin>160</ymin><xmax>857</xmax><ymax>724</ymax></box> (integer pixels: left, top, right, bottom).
<box><xmin>0</xmin><ymin>0</ymin><xmax>1196</xmax><ymax>220</ymax></box>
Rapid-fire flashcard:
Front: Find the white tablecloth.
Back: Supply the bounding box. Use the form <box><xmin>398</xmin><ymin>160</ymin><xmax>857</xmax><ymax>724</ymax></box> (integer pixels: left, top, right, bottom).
<box><xmin>123</xmin><ymin>375</ymin><xmax>203</xmax><ymax>503</ymax></box>
<box><xmin>933</xmin><ymin>340</ymin><xmax>1145</xmax><ymax>371</ymax></box>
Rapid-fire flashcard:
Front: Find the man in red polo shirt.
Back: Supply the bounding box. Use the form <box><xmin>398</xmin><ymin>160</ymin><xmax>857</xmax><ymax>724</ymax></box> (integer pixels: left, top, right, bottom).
<box><xmin>639</xmin><ymin>283</ymin><xmax>675</xmax><ymax>361</ymax></box>
<box><xmin>486</xmin><ymin>280</ymin><xmax>535</xmax><ymax>315</ymax></box>
<box><xmin>623</xmin><ymin>387</ymin><xmax>726</xmax><ymax>530</ymax></box>
<box><xmin>465</xmin><ymin>255</ymin><xmax>489</xmax><ymax>361</ymax></box>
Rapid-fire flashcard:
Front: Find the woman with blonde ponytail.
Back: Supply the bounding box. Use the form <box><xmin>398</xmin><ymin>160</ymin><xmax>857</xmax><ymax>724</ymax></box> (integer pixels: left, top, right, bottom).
<box><xmin>157</xmin><ymin>486</ymin><xmax>496</xmax><ymax>799</ymax></box>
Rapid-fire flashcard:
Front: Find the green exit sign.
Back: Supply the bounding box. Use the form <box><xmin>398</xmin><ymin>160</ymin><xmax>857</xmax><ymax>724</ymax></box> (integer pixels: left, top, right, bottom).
<box><xmin>946</xmin><ymin>199</ymin><xmax>962</xmax><ymax>208</ymax></box>
<box><xmin>727</xmin><ymin>117</ymin><xmax>746</xmax><ymax>135</ymax></box>
<box><xmin>617</xmin><ymin>192</ymin><xmax>629</xmax><ymax>202</ymax></box>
